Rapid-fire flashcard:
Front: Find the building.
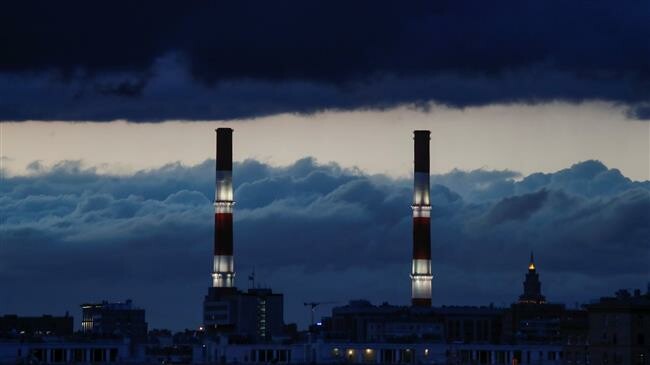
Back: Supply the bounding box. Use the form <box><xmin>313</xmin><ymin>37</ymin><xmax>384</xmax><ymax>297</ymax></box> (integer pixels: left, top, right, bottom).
<box><xmin>0</xmin><ymin>314</ymin><xmax>73</xmax><ymax>337</ymax></box>
<box><xmin>322</xmin><ymin>300</ymin><xmax>443</xmax><ymax>343</ymax></box>
<box><xmin>80</xmin><ymin>299</ymin><xmax>147</xmax><ymax>340</ymax></box>
<box><xmin>321</xmin><ymin>300</ymin><xmax>508</xmax><ymax>345</ymax></box>
<box><xmin>445</xmin><ymin>343</ymin><xmax>564</xmax><ymax>365</ymax></box>
<box><xmin>503</xmin><ymin>303</ymin><xmax>567</xmax><ymax>344</ymax></box>
<box><xmin>204</xmin><ymin>287</ymin><xmax>284</xmax><ymax>342</ymax></box>
<box><xmin>0</xmin><ymin>338</ymin><xmax>140</xmax><ymax>364</ymax></box>
<box><xmin>438</xmin><ymin>306</ymin><xmax>505</xmax><ymax>344</ymax></box>
<box><xmin>190</xmin><ymin>339</ymin><xmax>566</xmax><ymax>365</ymax></box>
<box><xmin>560</xmin><ymin>310</ymin><xmax>590</xmax><ymax>365</ymax></box>
<box><xmin>584</xmin><ymin>288</ymin><xmax>649</xmax><ymax>365</ymax></box>
<box><xmin>0</xmin><ymin>335</ymin><xmax>569</xmax><ymax>365</ymax></box>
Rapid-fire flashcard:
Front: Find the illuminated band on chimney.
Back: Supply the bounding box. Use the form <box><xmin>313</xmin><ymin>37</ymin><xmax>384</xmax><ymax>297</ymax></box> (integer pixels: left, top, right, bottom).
<box><xmin>213</xmin><ymin>128</ymin><xmax>235</xmax><ymax>288</ymax></box>
<box><xmin>411</xmin><ymin>130</ymin><xmax>433</xmax><ymax>307</ymax></box>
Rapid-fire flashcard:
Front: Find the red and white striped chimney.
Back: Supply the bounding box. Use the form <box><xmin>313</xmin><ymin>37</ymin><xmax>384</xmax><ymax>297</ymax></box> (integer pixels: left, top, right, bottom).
<box><xmin>212</xmin><ymin>128</ymin><xmax>235</xmax><ymax>288</ymax></box>
<box><xmin>411</xmin><ymin>130</ymin><xmax>432</xmax><ymax>307</ymax></box>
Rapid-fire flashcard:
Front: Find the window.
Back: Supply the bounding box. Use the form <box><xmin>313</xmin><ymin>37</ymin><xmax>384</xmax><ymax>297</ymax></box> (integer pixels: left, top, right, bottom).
<box><xmin>258</xmin><ymin>350</ymin><xmax>266</xmax><ymax>362</ymax></box>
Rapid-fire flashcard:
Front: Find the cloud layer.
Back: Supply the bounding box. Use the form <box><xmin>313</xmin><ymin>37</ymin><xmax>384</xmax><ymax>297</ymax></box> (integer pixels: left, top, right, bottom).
<box><xmin>2</xmin><ymin>1</ymin><xmax>649</xmax><ymax>121</ymax></box>
<box><xmin>1</xmin><ymin>158</ymin><xmax>648</xmax><ymax>329</ymax></box>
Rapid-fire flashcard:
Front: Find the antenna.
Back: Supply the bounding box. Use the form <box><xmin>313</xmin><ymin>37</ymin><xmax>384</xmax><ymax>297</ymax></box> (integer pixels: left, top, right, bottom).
<box><xmin>248</xmin><ymin>267</ymin><xmax>256</xmax><ymax>289</ymax></box>
<box><xmin>303</xmin><ymin>301</ymin><xmax>338</xmax><ymax>329</ymax></box>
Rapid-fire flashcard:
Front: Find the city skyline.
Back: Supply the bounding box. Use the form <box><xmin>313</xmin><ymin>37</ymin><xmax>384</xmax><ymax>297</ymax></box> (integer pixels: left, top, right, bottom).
<box><xmin>1</xmin><ymin>0</ymin><xmax>649</xmax><ymax>334</ymax></box>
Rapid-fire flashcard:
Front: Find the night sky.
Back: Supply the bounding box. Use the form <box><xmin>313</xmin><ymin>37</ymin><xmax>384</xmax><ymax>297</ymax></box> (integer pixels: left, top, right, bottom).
<box><xmin>1</xmin><ymin>1</ymin><xmax>649</xmax><ymax>330</ymax></box>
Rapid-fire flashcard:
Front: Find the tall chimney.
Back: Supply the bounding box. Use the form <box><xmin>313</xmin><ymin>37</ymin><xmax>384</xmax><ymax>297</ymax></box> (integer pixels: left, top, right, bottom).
<box><xmin>411</xmin><ymin>130</ymin><xmax>432</xmax><ymax>307</ymax></box>
<box><xmin>212</xmin><ymin>128</ymin><xmax>235</xmax><ymax>288</ymax></box>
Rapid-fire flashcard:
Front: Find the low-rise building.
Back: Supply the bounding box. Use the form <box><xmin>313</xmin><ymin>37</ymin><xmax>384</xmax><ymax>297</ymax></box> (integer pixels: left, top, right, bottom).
<box><xmin>81</xmin><ymin>299</ymin><xmax>147</xmax><ymax>340</ymax></box>
<box><xmin>0</xmin><ymin>314</ymin><xmax>73</xmax><ymax>338</ymax></box>
<box><xmin>203</xmin><ymin>287</ymin><xmax>284</xmax><ymax>342</ymax></box>
<box><xmin>585</xmin><ymin>289</ymin><xmax>649</xmax><ymax>365</ymax></box>
<box><xmin>0</xmin><ymin>338</ymin><xmax>142</xmax><ymax>364</ymax></box>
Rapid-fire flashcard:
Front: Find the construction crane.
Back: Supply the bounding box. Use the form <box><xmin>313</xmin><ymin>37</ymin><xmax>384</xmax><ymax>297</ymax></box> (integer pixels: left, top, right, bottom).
<box><xmin>303</xmin><ymin>301</ymin><xmax>337</xmax><ymax>328</ymax></box>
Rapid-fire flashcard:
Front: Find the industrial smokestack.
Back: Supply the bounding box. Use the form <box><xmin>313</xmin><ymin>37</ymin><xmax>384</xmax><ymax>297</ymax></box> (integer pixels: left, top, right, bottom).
<box><xmin>411</xmin><ymin>130</ymin><xmax>432</xmax><ymax>307</ymax></box>
<box><xmin>212</xmin><ymin>128</ymin><xmax>235</xmax><ymax>288</ymax></box>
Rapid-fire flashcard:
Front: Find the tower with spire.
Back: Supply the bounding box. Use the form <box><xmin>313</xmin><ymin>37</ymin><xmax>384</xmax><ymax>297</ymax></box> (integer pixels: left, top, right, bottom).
<box><xmin>518</xmin><ymin>252</ymin><xmax>547</xmax><ymax>304</ymax></box>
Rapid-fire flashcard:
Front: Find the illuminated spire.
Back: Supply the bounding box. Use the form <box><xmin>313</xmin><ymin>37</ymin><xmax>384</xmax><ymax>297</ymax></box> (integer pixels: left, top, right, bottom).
<box><xmin>519</xmin><ymin>251</ymin><xmax>545</xmax><ymax>304</ymax></box>
<box><xmin>528</xmin><ymin>251</ymin><xmax>535</xmax><ymax>271</ymax></box>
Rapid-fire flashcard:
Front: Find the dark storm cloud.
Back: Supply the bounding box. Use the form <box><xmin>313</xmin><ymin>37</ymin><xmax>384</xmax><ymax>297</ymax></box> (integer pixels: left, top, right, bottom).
<box><xmin>1</xmin><ymin>1</ymin><xmax>649</xmax><ymax>121</ymax></box>
<box><xmin>482</xmin><ymin>190</ymin><xmax>549</xmax><ymax>225</ymax></box>
<box><xmin>1</xmin><ymin>158</ymin><xmax>648</xmax><ymax>329</ymax></box>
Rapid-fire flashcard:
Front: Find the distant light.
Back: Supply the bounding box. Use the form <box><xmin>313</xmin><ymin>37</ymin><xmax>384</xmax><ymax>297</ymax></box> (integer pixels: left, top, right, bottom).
<box><xmin>347</xmin><ymin>349</ymin><xmax>354</xmax><ymax>356</ymax></box>
<box><xmin>529</xmin><ymin>263</ymin><xmax>535</xmax><ymax>270</ymax></box>
<box><xmin>316</xmin><ymin>322</ymin><xmax>322</xmax><ymax>326</ymax></box>
<box><xmin>365</xmin><ymin>349</ymin><xmax>373</xmax><ymax>354</ymax></box>
<box><xmin>425</xmin><ymin>349</ymin><xmax>429</xmax><ymax>356</ymax></box>
<box><xmin>198</xmin><ymin>326</ymin><xmax>205</xmax><ymax>331</ymax></box>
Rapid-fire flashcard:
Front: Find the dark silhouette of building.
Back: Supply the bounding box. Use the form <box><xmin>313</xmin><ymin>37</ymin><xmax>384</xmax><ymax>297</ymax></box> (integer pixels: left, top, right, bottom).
<box><xmin>204</xmin><ymin>287</ymin><xmax>284</xmax><ymax>342</ymax></box>
<box><xmin>0</xmin><ymin>313</ymin><xmax>73</xmax><ymax>337</ymax></box>
<box><xmin>584</xmin><ymin>288</ymin><xmax>649</xmax><ymax>365</ymax></box>
<box><xmin>561</xmin><ymin>309</ymin><xmax>590</xmax><ymax>365</ymax></box>
<box><xmin>439</xmin><ymin>306</ymin><xmax>504</xmax><ymax>344</ymax></box>
<box><xmin>518</xmin><ymin>252</ymin><xmax>546</xmax><ymax>305</ymax></box>
<box><xmin>503</xmin><ymin>302</ymin><xmax>568</xmax><ymax>344</ymax></box>
<box><xmin>321</xmin><ymin>300</ymin><xmax>505</xmax><ymax>344</ymax></box>
<box><xmin>80</xmin><ymin>299</ymin><xmax>147</xmax><ymax>340</ymax></box>
<box><xmin>322</xmin><ymin>300</ymin><xmax>442</xmax><ymax>343</ymax></box>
